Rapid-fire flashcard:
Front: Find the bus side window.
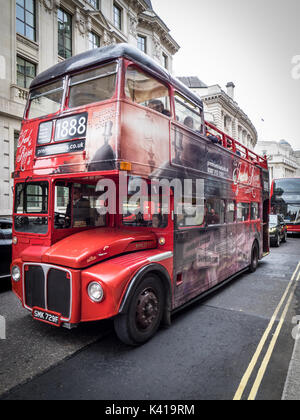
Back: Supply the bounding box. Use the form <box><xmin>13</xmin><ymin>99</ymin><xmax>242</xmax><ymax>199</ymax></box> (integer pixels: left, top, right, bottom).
<box><xmin>251</xmin><ymin>202</ymin><xmax>259</xmax><ymax>220</ymax></box>
<box><xmin>237</xmin><ymin>203</ymin><xmax>250</xmax><ymax>222</ymax></box>
<box><xmin>206</xmin><ymin>199</ymin><xmax>225</xmax><ymax>225</ymax></box>
<box><xmin>174</xmin><ymin>93</ymin><xmax>204</xmax><ymax>135</ymax></box>
<box><xmin>176</xmin><ymin>197</ymin><xmax>205</xmax><ymax>228</ymax></box>
<box><xmin>226</xmin><ymin>200</ymin><xmax>236</xmax><ymax>223</ymax></box>
<box><xmin>125</xmin><ymin>66</ymin><xmax>171</xmax><ymax>116</ymax></box>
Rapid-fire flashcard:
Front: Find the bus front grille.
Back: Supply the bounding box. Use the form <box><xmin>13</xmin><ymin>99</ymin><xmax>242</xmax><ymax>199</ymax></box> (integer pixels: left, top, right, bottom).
<box><xmin>24</xmin><ymin>264</ymin><xmax>71</xmax><ymax>320</ymax></box>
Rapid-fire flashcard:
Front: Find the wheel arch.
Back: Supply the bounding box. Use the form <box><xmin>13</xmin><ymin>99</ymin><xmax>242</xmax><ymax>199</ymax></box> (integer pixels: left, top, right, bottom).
<box><xmin>252</xmin><ymin>234</ymin><xmax>260</xmax><ymax>259</ymax></box>
<box><xmin>118</xmin><ymin>263</ymin><xmax>172</xmax><ymax>326</ymax></box>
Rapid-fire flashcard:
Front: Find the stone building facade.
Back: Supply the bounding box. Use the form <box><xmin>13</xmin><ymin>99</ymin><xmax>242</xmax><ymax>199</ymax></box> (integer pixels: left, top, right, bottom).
<box><xmin>0</xmin><ymin>0</ymin><xmax>179</xmax><ymax>216</ymax></box>
<box><xmin>255</xmin><ymin>140</ymin><xmax>300</xmax><ymax>181</ymax></box>
<box><xmin>178</xmin><ymin>77</ymin><xmax>257</xmax><ymax>150</ymax></box>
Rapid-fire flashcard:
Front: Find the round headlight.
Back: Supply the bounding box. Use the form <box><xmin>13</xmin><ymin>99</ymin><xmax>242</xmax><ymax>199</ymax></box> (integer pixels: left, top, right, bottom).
<box><xmin>87</xmin><ymin>282</ymin><xmax>104</xmax><ymax>303</ymax></box>
<box><xmin>12</xmin><ymin>266</ymin><xmax>21</xmax><ymax>282</ymax></box>
<box><xmin>12</xmin><ymin>236</ymin><xmax>18</xmax><ymax>245</ymax></box>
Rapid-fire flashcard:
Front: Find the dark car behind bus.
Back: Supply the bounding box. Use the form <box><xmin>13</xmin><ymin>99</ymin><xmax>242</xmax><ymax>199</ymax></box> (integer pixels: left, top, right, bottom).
<box><xmin>269</xmin><ymin>214</ymin><xmax>287</xmax><ymax>247</ymax></box>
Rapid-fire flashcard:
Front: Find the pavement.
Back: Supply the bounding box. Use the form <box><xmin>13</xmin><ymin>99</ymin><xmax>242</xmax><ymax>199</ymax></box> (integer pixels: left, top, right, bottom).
<box><xmin>282</xmin><ymin>337</ymin><xmax>300</xmax><ymax>400</ymax></box>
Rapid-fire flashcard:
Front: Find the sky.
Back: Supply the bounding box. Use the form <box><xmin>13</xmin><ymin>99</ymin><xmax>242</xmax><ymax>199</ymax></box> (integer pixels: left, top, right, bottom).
<box><xmin>151</xmin><ymin>0</ymin><xmax>300</xmax><ymax>150</ymax></box>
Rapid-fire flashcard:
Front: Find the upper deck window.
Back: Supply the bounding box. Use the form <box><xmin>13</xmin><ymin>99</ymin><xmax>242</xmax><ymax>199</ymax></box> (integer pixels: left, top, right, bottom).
<box><xmin>175</xmin><ymin>93</ymin><xmax>204</xmax><ymax>134</ymax></box>
<box><xmin>27</xmin><ymin>80</ymin><xmax>64</xmax><ymax>119</ymax></box>
<box><xmin>68</xmin><ymin>62</ymin><xmax>117</xmax><ymax>108</ymax></box>
<box><xmin>125</xmin><ymin>66</ymin><xmax>170</xmax><ymax>116</ymax></box>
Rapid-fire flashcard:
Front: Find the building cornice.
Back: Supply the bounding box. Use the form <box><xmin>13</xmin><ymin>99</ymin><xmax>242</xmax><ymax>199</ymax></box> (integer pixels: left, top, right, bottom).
<box><xmin>138</xmin><ymin>13</ymin><xmax>180</xmax><ymax>54</ymax></box>
<box><xmin>202</xmin><ymin>90</ymin><xmax>257</xmax><ymax>140</ymax></box>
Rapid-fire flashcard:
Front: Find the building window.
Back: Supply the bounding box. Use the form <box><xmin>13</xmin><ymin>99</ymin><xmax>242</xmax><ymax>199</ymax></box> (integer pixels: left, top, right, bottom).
<box><xmin>16</xmin><ymin>0</ymin><xmax>36</xmax><ymax>41</ymax></box>
<box><xmin>113</xmin><ymin>4</ymin><xmax>122</xmax><ymax>30</ymax></box>
<box><xmin>17</xmin><ymin>56</ymin><xmax>36</xmax><ymax>89</ymax></box>
<box><xmin>137</xmin><ymin>35</ymin><xmax>147</xmax><ymax>53</ymax></box>
<box><xmin>86</xmin><ymin>0</ymin><xmax>99</xmax><ymax>8</ymax></box>
<box><xmin>89</xmin><ymin>32</ymin><xmax>100</xmax><ymax>49</ymax></box>
<box><xmin>162</xmin><ymin>53</ymin><xmax>168</xmax><ymax>70</ymax></box>
<box><xmin>58</xmin><ymin>8</ymin><xmax>72</xmax><ymax>59</ymax></box>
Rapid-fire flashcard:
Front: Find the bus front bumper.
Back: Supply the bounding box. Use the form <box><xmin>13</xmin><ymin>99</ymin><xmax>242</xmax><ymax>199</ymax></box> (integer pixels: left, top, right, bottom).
<box><xmin>12</xmin><ymin>261</ymin><xmax>121</xmax><ymax>327</ymax></box>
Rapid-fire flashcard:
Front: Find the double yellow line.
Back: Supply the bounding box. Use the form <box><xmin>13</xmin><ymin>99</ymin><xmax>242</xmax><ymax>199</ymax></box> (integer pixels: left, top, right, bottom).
<box><xmin>233</xmin><ymin>261</ymin><xmax>300</xmax><ymax>400</ymax></box>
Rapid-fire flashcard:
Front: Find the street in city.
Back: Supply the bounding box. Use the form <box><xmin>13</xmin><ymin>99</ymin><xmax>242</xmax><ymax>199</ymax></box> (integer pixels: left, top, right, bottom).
<box><xmin>1</xmin><ymin>235</ymin><xmax>300</xmax><ymax>401</ymax></box>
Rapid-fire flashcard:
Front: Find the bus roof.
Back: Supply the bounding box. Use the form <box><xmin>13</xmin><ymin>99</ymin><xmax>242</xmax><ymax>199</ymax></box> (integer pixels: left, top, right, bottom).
<box><xmin>30</xmin><ymin>43</ymin><xmax>203</xmax><ymax>110</ymax></box>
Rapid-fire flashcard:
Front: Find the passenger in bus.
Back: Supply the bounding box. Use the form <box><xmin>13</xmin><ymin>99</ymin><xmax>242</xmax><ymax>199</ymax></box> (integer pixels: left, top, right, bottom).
<box><xmin>227</xmin><ymin>140</ymin><xmax>233</xmax><ymax>151</ymax></box>
<box><xmin>183</xmin><ymin>116</ymin><xmax>194</xmax><ymax>129</ymax></box>
<box><xmin>207</xmin><ymin>208</ymin><xmax>220</xmax><ymax>225</ymax></box>
<box><xmin>66</xmin><ymin>187</ymin><xmax>92</xmax><ymax>227</ymax></box>
<box><xmin>206</xmin><ymin>132</ymin><xmax>219</xmax><ymax>144</ymax></box>
<box><xmin>148</xmin><ymin>99</ymin><xmax>170</xmax><ymax>116</ymax></box>
<box><xmin>152</xmin><ymin>214</ymin><xmax>162</xmax><ymax>228</ymax></box>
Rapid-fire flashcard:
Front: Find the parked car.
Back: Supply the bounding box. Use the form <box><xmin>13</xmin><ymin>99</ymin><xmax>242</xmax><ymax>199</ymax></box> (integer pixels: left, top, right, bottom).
<box><xmin>0</xmin><ymin>218</ymin><xmax>12</xmax><ymax>280</ymax></box>
<box><xmin>269</xmin><ymin>214</ymin><xmax>287</xmax><ymax>247</ymax></box>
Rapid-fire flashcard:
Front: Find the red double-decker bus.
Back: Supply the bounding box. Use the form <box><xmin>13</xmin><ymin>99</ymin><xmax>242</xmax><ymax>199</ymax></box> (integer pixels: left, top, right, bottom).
<box><xmin>11</xmin><ymin>44</ymin><xmax>269</xmax><ymax>345</ymax></box>
<box><xmin>271</xmin><ymin>178</ymin><xmax>300</xmax><ymax>233</ymax></box>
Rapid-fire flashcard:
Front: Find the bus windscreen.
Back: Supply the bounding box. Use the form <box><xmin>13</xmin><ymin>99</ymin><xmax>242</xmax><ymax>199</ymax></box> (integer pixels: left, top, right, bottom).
<box><xmin>272</xmin><ymin>178</ymin><xmax>300</xmax><ymax>224</ymax></box>
<box><xmin>27</xmin><ymin>81</ymin><xmax>64</xmax><ymax>119</ymax></box>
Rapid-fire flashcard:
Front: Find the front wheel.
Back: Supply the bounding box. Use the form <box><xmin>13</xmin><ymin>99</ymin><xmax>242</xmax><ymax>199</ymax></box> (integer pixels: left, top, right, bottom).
<box><xmin>114</xmin><ymin>275</ymin><xmax>165</xmax><ymax>346</ymax></box>
<box><xmin>249</xmin><ymin>242</ymin><xmax>259</xmax><ymax>273</ymax></box>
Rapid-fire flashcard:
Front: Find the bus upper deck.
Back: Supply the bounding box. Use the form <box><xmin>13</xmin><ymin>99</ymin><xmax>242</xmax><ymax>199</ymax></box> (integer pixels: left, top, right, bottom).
<box><xmin>15</xmin><ymin>43</ymin><xmax>267</xmax><ymax>181</ymax></box>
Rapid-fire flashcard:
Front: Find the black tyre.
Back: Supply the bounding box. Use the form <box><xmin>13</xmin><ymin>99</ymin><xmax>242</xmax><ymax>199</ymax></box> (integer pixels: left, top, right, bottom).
<box><xmin>275</xmin><ymin>234</ymin><xmax>280</xmax><ymax>247</ymax></box>
<box><xmin>114</xmin><ymin>275</ymin><xmax>165</xmax><ymax>346</ymax></box>
<box><xmin>249</xmin><ymin>242</ymin><xmax>259</xmax><ymax>273</ymax></box>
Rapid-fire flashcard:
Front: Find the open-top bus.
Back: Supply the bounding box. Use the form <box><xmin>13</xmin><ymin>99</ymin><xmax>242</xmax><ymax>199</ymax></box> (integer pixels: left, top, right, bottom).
<box><xmin>11</xmin><ymin>44</ymin><xmax>269</xmax><ymax>345</ymax></box>
<box><xmin>271</xmin><ymin>178</ymin><xmax>300</xmax><ymax>233</ymax></box>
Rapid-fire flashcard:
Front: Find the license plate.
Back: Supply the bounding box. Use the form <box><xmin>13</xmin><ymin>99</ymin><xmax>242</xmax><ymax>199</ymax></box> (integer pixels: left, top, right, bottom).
<box><xmin>32</xmin><ymin>307</ymin><xmax>61</xmax><ymax>327</ymax></box>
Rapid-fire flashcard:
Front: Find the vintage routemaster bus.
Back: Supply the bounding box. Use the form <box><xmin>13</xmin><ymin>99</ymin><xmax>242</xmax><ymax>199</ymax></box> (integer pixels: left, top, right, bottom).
<box><xmin>271</xmin><ymin>178</ymin><xmax>300</xmax><ymax>233</ymax></box>
<box><xmin>11</xmin><ymin>44</ymin><xmax>269</xmax><ymax>345</ymax></box>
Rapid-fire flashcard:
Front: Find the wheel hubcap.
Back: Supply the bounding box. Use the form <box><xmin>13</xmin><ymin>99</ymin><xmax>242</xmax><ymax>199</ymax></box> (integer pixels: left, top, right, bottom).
<box><xmin>136</xmin><ymin>288</ymin><xmax>159</xmax><ymax>331</ymax></box>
